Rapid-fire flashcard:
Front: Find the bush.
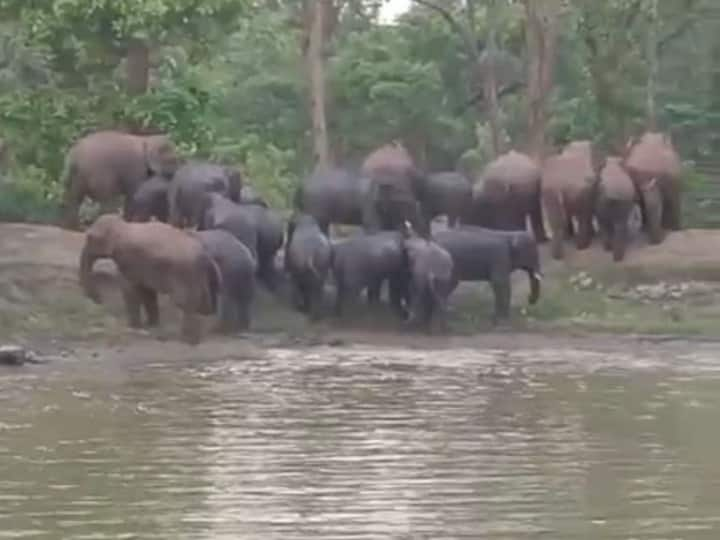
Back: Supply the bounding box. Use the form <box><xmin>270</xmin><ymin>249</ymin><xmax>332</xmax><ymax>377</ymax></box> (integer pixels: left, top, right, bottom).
<box><xmin>0</xmin><ymin>167</ymin><xmax>61</xmax><ymax>223</ymax></box>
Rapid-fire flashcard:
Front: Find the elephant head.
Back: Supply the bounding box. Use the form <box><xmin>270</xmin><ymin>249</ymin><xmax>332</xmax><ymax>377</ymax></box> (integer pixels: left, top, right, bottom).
<box><xmin>143</xmin><ymin>135</ymin><xmax>179</xmax><ymax>179</ymax></box>
<box><xmin>79</xmin><ymin>214</ymin><xmax>122</xmax><ymax>303</ymax></box>
<box><xmin>509</xmin><ymin>232</ymin><xmax>542</xmax><ymax>305</ymax></box>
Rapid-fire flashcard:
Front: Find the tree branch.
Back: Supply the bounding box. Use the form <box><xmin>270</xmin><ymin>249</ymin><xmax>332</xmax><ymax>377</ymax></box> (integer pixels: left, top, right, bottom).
<box><xmin>657</xmin><ymin>15</ymin><xmax>698</xmax><ymax>55</ymax></box>
<box><xmin>413</xmin><ymin>0</ymin><xmax>480</xmax><ymax>62</ymax></box>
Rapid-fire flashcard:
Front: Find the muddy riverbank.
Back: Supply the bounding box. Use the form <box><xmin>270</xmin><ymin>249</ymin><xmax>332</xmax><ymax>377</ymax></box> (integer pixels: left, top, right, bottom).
<box><xmin>3</xmin><ymin>222</ymin><xmax>720</xmax><ymax>357</ymax></box>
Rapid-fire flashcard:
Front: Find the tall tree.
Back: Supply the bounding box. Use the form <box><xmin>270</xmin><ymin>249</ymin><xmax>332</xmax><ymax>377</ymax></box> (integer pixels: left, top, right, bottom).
<box><xmin>523</xmin><ymin>0</ymin><xmax>561</xmax><ymax>159</ymax></box>
<box><xmin>303</xmin><ymin>0</ymin><xmax>332</xmax><ymax>168</ymax></box>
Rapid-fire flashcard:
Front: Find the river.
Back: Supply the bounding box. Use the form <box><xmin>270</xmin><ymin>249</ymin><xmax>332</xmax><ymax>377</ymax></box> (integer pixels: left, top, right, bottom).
<box><xmin>2</xmin><ymin>340</ymin><xmax>720</xmax><ymax>539</ymax></box>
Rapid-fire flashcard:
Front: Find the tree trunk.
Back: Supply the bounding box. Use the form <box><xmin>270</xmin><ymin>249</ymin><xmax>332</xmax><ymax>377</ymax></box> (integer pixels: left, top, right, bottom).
<box><xmin>523</xmin><ymin>0</ymin><xmax>560</xmax><ymax>161</ymax></box>
<box><xmin>484</xmin><ymin>1</ymin><xmax>501</xmax><ymax>157</ymax></box>
<box><xmin>126</xmin><ymin>39</ymin><xmax>150</xmax><ymax>96</ymax></box>
<box><xmin>646</xmin><ymin>0</ymin><xmax>659</xmax><ymax>130</ymax></box>
<box><xmin>305</xmin><ymin>0</ymin><xmax>331</xmax><ymax>170</ymax></box>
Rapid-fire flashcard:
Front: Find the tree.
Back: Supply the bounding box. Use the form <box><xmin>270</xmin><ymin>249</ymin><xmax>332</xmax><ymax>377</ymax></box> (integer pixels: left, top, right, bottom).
<box><xmin>303</xmin><ymin>0</ymin><xmax>333</xmax><ymax>168</ymax></box>
<box><xmin>523</xmin><ymin>0</ymin><xmax>562</xmax><ymax>159</ymax></box>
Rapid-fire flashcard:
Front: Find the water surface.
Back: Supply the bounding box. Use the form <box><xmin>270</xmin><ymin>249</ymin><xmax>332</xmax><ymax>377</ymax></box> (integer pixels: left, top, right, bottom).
<box><xmin>2</xmin><ymin>343</ymin><xmax>720</xmax><ymax>539</ymax></box>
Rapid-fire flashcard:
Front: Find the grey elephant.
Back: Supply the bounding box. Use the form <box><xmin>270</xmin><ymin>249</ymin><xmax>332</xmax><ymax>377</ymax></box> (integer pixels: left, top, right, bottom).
<box><xmin>596</xmin><ymin>157</ymin><xmax>636</xmax><ymax>261</ymax></box>
<box><xmin>467</xmin><ymin>150</ymin><xmax>547</xmax><ymax>243</ymax></box>
<box><xmin>401</xmin><ymin>225</ymin><xmax>454</xmax><ymax>332</ymax></box>
<box><xmin>284</xmin><ymin>213</ymin><xmax>333</xmax><ymax>319</ymax></box>
<box><xmin>294</xmin><ymin>166</ymin><xmax>370</xmax><ymax>234</ymax></box>
<box><xmin>238</xmin><ymin>202</ymin><xmax>284</xmax><ymax>291</ymax></box>
<box><xmin>623</xmin><ymin>131</ymin><xmax>682</xmax><ymax>243</ymax></box>
<box><xmin>199</xmin><ymin>192</ymin><xmax>259</xmax><ymax>260</ymax></box>
<box><xmin>360</xmin><ymin>142</ymin><xmax>427</xmax><ymax>235</ymax></box>
<box><xmin>61</xmin><ymin>130</ymin><xmax>180</xmax><ymax>230</ymax></box>
<box><xmin>127</xmin><ymin>175</ymin><xmax>170</xmax><ymax>223</ymax></box>
<box><xmin>331</xmin><ymin>231</ymin><xmax>408</xmax><ymax>319</ymax></box>
<box><xmin>239</xmin><ymin>185</ymin><xmax>268</xmax><ymax>207</ymax></box>
<box><xmin>541</xmin><ymin>141</ymin><xmax>600</xmax><ymax>259</ymax></box>
<box><xmin>167</xmin><ymin>161</ymin><xmax>243</xmax><ymax>228</ymax></box>
<box><xmin>194</xmin><ymin>229</ymin><xmax>257</xmax><ymax>333</ymax></box>
<box><xmin>421</xmin><ymin>171</ymin><xmax>473</xmax><ymax>228</ymax></box>
<box><xmin>79</xmin><ymin>214</ymin><xmax>220</xmax><ymax>344</ymax></box>
<box><xmin>434</xmin><ymin>226</ymin><xmax>541</xmax><ymax>323</ymax></box>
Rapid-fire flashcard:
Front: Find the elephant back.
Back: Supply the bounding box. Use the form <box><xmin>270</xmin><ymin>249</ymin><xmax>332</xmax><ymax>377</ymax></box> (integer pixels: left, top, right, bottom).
<box><xmin>600</xmin><ymin>157</ymin><xmax>635</xmax><ymax>200</ymax></box>
<box><xmin>624</xmin><ymin>132</ymin><xmax>682</xmax><ymax>182</ymax></box>
<box><xmin>361</xmin><ymin>143</ymin><xmax>422</xmax><ymax>196</ymax></box>
<box><xmin>476</xmin><ymin>150</ymin><xmax>540</xmax><ymax>198</ymax></box>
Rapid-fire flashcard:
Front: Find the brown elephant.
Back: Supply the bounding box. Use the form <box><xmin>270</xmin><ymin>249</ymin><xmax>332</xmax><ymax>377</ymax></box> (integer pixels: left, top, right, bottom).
<box><xmin>623</xmin><ymin>131</ymin><xmax>682</xmax><ymax>243</ymax></box>
<box><xmin>61</xmin><ymin>130</ymin><xmax>180</xmax><ymax>230</ymax></box>
<box><xmin>360</xmin><ymin>142</ymin><xmax>427</xmax><ymax>234</ymax></box>
<box><xmin>79</xmin><ymin>214</ymin><xmax>221</xmax><ymax>345</ymax></box>
<box><xmin>466</xmin><ymin>150</ymin><xmax>547</xmax><ymax>243</ymax></box>
<box><xmin>541</xmin><ymin>141</ymin><xmax>600</xmax><ymax>260</ymax></box>
<box><xmin>596</xmin><ymin>157</ymin><xmax>636</xmax><ymax>261</ymax></box>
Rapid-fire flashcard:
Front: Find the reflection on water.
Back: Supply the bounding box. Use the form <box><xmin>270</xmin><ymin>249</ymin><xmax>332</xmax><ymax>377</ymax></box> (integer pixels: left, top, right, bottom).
<box><xmin>2</xmin><ymin>344</ymin><xmax>720</xmax><ymax>539</ymax></box>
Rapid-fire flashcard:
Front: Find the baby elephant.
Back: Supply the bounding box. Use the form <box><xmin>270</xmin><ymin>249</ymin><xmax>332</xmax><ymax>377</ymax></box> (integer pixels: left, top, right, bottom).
<box><xmin>79</xmin><ymin>214</ymin><xmax>221</xmax><ymax>345</ymax></box>
<box><xmin>127</xmin><ymin>175</ymin><xmax>170</xmax><ymax>223</ymax></box>
<box><xmin>331</xmin><ymin>231</ymin><xmax>408</xmax><ymax>319</ymax></box>
<box><xmin>596</xmin><ymin>157</ymin><xmax>636</xmax><ymax>261</ymax></box>
<box><xmin>284</xmin><ymin>213</ymin><xmax>332</xmax><ymax>319</ymax></box>
<box><xmin>195</xmin><ymin>230</ymin><xmax>257</xmax><ymax>333</ymax></box>
<box><xmin>402</xmin><ymin>227</ymin><xmax>454</xmax><ymax>332</ymax></box>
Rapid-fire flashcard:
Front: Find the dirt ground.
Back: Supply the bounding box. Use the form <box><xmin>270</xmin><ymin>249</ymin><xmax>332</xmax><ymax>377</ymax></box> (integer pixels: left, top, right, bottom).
<box><xmin>2</xmin><ymin>222</ymin><xmax>720</xmax><ymax>359</ymax></box>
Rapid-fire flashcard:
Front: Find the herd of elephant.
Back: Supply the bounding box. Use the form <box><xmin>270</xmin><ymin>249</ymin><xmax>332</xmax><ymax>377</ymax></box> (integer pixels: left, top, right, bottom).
<box><xmin>67</xmin><ymin>129</ymin><xmax>682</xmax><ymax>344</ymax></box>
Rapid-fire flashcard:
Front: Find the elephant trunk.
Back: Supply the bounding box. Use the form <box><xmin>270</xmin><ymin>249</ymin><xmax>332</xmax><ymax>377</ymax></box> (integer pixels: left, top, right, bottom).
<box><xmin>79</xmin><ymin>244</ymin><xmax>102</xmax><ymax>303</ymax></box>
<box><xmin>528</xmin><ymin>270</ymin><xmax>542</xmax><ymax>305</ymax></box>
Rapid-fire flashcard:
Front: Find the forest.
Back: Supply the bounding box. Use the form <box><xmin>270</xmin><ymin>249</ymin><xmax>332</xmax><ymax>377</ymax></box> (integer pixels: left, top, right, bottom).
<box><xmin>0</xmin><ymin>0</ymin><xmax>718</xmax><ymax>224</ymax></box>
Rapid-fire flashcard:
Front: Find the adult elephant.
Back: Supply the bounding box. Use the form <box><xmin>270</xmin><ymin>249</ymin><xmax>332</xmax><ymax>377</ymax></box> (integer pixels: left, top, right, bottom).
<box><xmin>467</xmin><ymin>150</ymin><xmax>547</xmax><ymax>243</ymax></box>
<box><xmin>421</xmin><ymin>171</ymin><xmax>473</xmax><ymax>228</ymax></box>
<box><xmin>294</xmin><ymin>166</ymin><xmax>369</xmax><ymax>235</ymax></box>
<box><xmin>79</xmin><ymin>214</ymin><xmax>220</xmax><ymax>345</ymax></box>
<box><xmin>194</xmin><ymin>229</ymin><xmax>257</xmax><ymax>333</ymax></box>
<box><xmin>360</xmin><ymin>142</ymin><xmax>427</xmax><ymax>235</ymax></box>
<box><xmin>61</xmin><ymin>130</ymin><xmax>180</xmax><ymax>230</ymax></box>
<box><xmin>167</xmin><ymin>161</ymin><xmax>243</xmax><ymax>228</ymax></box>
<box><xmin>596</xmin><ymin>157</ymin><xmax>636</xmax><ymax>261</ymax></box>
<box><xmin>623</xmin><ymin>131</ymin><xmax>682</xmax><ymax>243</ymax></box>
<box><xmin>239</xmin><ymin>202</ymin><xmax>284</xmax><ymax>291</ymax></box>
<box><xmin>541</xmin><ymin>141</ymin><xmax>600</xmax><ymax>259</ymax></box>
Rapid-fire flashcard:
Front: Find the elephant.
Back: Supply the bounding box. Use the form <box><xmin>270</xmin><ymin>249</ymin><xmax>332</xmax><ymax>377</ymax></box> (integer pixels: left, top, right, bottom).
<box><xmin>61</xmin><ymin>130</ymin><xmax>179</xmax><ymax>230</ymax></box>
<box><xmin>434</xmin><ymin>226</ymin><xmax>541</xmax><ymax>323</ymax></box>
<box><xmin>466</xmin><ymin>150</ymin><xmax>547</xmax><ymax>243</ymax></box>
<box><xmin>331</xmin><ymin>231</ymin><xmax>408</xmax><ymax>319</ymax></box>
<box><xmin>238</xmin><ymin>203</ymin><xmax>284</xmax><ymax>291</ymax></box>
<box><xmin>127</xmin><ymin>175</ymin><xmax>170</xmax><ymax>223</ymax></box>
<box><xmin>284</xmin><ymin>213</ymin><xmax>333</xmax><ymax>319</ymax></box>
<box><xmin>456</xmin><ymin>225</ymin><xmax>542</xmax><ymax>305</ymax></box>
<box><xmin>79</xmin><ymin>214</ymin><xmax>221</xmax><ymax>345</ymax></box>
<box><xmin>421</xmin><ymin>171</ymin><xmax>473</xmax><ymax>228</ymax></box>
<box><xmin>541</xmin><ymin>140</ymin><xmax>600</xmax><ymax>259</ymax></box>
<box><xmin>360</xmin><ymin>142</ymin><xmax>427</xmax><ymax>235</ymax></box>
<box><xmin>401</xmin><ymin>226</ymin><xmax>454</xmax><ymax>331</ymax></box>
<box><xmin>294</xmin><ymin>166</ymin><xmax>370</xmax><ymax>234</ymax></box>
<box><xmin>194</xmin><ymin>229</ymin><xmax>257</xmax><ymax>333</ymax></box>
<box><xmin>167</xmin><ymin>161</ymin><xmax>243</xmax><ymax>228</ymax></box>
<box><xmin>596</xmin><ymin>157</ymin><xmax>636</xmax><ymax>261</ymax></box>
<box><xmin>623</xmin><ymin>131</ymin><xmax>682</xmax><ymax>243</ymax></box>
<box><xmin>199</xmin><ymin>192</ymin><xmax>259</xmax><ymax>261</ymax></box>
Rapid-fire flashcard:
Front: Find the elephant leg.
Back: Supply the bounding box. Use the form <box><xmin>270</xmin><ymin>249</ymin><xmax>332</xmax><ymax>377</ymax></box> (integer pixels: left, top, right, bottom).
<box><xmin>217</xmin><ymin>289</ymin><xmax>238</xmax><ymax>333</ymax></box>
<box><xmin>641</xmin><ymin>185</ymin><xmax>664</xmax><ymax>244</ymax></box>
<box><xmin>575</xmin><ymin>196</ymin><xmax>595</xmax><ymax>251</ymax></box>
<box><xmin>389</xmin><ymin>273</ymin><xmax>409</xmax><ymax>320</ymax></box>
<box><xmin>662</xmin><ymin>181</ymin><xmax>682</xmax><ymax>231</ymax></box>
<box><xmin>543</xmin><ymin>191</ymin><xmax>566</xmax><ymax>260</ymax></box>
<box><xmin>367</xmin><ymin>279</ymin><xmax>383</xmax><ymax>305</ymax></box>
<box><xmin>138</xmin><ymin>286</ymin><xmax>159</xmax><ymax>327</ymax></box>
<box><xmin>490</xmin><ymin>275</ymin><xmax>511</xmax><ymax>323</ymax></box>
<box><xmin>121</xmin><ymin>280</ymin><xmax>143</xmax><ymax>329</ymax></box>
<box><xmin>529</xmin><ymin>194</ymin><xmax>548</xmax><ymax>243</ymax></box>
<box><xmin>61</xmin><ymin>180</ymin><xmax>85</xmax><ymax>230</ymax></box>
<box><xmin>181</xmin><ymin>311</ymin><xmax>202</xmax><ymax>345</ymax></box>
<box><xmin>308</xmin><ymin>283</ymin><xmax>324</xmax><ymax>320</ymax></box>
